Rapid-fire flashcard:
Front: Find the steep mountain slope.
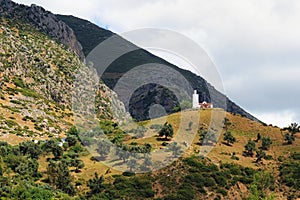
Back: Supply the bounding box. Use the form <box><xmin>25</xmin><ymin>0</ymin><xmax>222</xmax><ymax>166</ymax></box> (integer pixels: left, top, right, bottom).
<box><xmin>0</xmin><ymin>0</ymin><xmax>84</xmax><ymax>60</ymax></box>
<box><xmin>57</xmin><ymin>15</ymin><xmax>259</xmax><ymax>122</ymax></box>
<box><xmin>0</xmin><ymin>16</ymin><xmax>122</xmax><ymax>138</ymax></box>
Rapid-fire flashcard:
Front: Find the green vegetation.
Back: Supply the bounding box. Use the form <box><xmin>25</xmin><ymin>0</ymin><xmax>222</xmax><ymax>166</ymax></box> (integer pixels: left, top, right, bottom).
<box><xmin>158</xmin><ymin>122</ymin><xmax>174</xmax><ymax>140</ymax></box>
<box><xmin>223</xmin><ymin>131</ymin><xmax>236</xmax><ymax>146</ymax></box>
<box><xmin>243</xmin><ymin>140</ymin><xmax>256</xmax><ymax>157</ymax></box>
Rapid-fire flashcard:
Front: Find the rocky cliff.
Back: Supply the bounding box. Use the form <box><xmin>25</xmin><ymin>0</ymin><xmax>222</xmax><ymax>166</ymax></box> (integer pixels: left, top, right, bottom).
<box><xmin>0</xmin><ymin>0</ymin><xmax>84</xmax><ymax>60</ymax></box>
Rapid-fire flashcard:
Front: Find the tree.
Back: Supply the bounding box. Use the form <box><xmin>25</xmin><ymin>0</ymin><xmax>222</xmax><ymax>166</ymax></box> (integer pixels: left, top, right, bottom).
<box><xmin>70</xmin><ymin>158</ymin><xmax>84</xmax><ymax>173</ymax></box>
<box><xmin>243</xmin><ymin>140</ymin><xmax>256</xmax><ymax>157</ymax></box>
<box><xmin>65</xmin><ymin>135</ymin><xmax>77</xmax><ymax>147</ymax></box>
<box><xmin>140</xmin><ymin>156</ymin><xmax>152</xmax><ymax>171</ymax></box>
<box><xmin>187</xmin><ymin>121</ymin><xmax>193</xmax><ymax>131</ymax></box>
<box><xmin>87</xmin><ymin>172</ymin><xmax>105</xmax><ymax>196</ymax></box>
<box><xmin>223</xmin><ymin>131</ymin><xmax>236</xmax><ymax>146</ymax></box>
<box><xmin>223</xmin><ymin>118</ymin><xmax>231</xmax><ymax>131</ymax></box>
<box><xmin>159</xmin><ymin>122</ymin><xmax>174</xmax><ymax>140</ymax></box>
<box><xmin>287</xmin><ymin>122</ymin><xmax>300</xmax><ymax>135</ymax></box>
<box><xmin>19</xmin><ymin>141</ymin><xmax>42</xmax><ymax>159</ymax></box>
<box><xmin>261</xmin><ymin>137</ymin><xmax>272</xmax><ymax>150</ymax></box>
<box><xmin>96</xmin><ymin>139</ymin><xmax>111</xmax><ymax>160</ymax></box>
<box><xmin>42</xmin><ymin>139</ymin><xmax>63</xmax><ymax>159</ymax></box>
<box><xmin>52</xmin><ymin>145</ymin><xmax>63</xmax><ymax>160</ymax></box>
<box><xmin>127</xmin><ymin>158</ymin><xmax>137</xmax><ymax>172</ymax></box>
<box><xmin>256</xmin><ymin>149</ymin><xmax>266</xmax><ymax>163</ymax></box>
<box><xmin>67</xmin><ymin>126</ymin><xmax>79</xmax><ymax>136</ymax></box>
<box><xmin>284</xmin><ymin>133</ymin><xmax>295</xmax><ymax>145</ymax></box>
<box><xmin>255</xmin><ymin>132</ymin><xmax>261</xmax><ymax>142</ymax></box>
<box><xmin>168</xmin><ymin>142</ymin><xmax>183</xmax><ymax>158</ymax></box>
<box><xmin>116</xmin><ymin>146</ymin><xmax>130</xmax><ymax>163</ymax></box>
<box><xmin>47</xmin><ymin>160</ymin><xmax>75</xmax><ymax>195</ymax></box>
<box><xmin>200</xmin><ymin>130</ymin><xmax>217</xmax><ymax>145</ymax></box>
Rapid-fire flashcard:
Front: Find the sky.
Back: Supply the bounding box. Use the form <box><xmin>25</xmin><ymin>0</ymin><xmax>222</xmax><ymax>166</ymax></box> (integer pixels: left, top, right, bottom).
<box><xmin>14</xmin><ymin>0</ymin><xmax>300</xmax><ymax>127</ymax></box>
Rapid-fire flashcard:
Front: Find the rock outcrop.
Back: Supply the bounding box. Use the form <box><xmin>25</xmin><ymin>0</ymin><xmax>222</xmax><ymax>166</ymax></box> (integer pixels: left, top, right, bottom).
<box><xmin>0</xmin><ymin>0</ymin><xmax>84</xmax><ymax>60</ymax></box>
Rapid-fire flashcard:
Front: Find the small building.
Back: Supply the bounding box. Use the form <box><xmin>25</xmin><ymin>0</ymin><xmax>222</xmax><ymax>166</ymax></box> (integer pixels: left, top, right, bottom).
<box><xmin>199</xmin><ymin>101</ymin><xmax>213</xmax><ymax>109</ymax></box>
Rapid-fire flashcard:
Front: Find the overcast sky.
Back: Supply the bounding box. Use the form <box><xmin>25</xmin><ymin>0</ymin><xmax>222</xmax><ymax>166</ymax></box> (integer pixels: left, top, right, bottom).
<box><xmin>14</xmin><ymin>0</ymin><xmax>300</xmax><ymax>127</ymax></box>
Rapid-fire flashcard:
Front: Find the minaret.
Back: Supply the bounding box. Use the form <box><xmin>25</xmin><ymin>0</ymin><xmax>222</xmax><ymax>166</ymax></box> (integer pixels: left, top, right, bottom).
<box><xmin>192</xmin><ymin>90</ymin><xmax>199</xmax><ymax>108</ymax></box>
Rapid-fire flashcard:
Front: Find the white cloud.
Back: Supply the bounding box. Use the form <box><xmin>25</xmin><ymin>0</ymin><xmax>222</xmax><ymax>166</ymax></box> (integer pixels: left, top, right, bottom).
<box><xmin>13</xmin><ymin>0</ymin><xmax>300</xmax><ymax>126</ymax></box>
<box><xmin>254</xmin><ymin>110</ymin><xmax>297</xmax><ymax>128</ymax></box>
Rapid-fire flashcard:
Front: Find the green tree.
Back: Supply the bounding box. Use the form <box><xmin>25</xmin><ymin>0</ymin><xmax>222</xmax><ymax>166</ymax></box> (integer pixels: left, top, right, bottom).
<box><xmin>66</xmin><ymin>135</ymin><xmax>77</xmax><ymax>147</ymax></box>
<box><xmin>223</xmin><ymin>131</ymin><xmax>236</xmax><ymax>146</ymax></box>
<box><xmin>47</xmin><ymin>160</ymin><xmax>75</xmax><ymax>195</ymax></box>
<box><xmin>223</xmin><ymin>118</ymin><xmax>231</xmax><ymax>131</ymax></box>
<box><xmin>244</xmin><ymin>140</ymin><xmax>256</xmax><ymax>157</ymax></box>
<box><xmin>19</xmin><ymin>141</ymin><xmax>42</xmax><ymax>159</ymax></box>
<box><xmin>247</xmin><ymin>171</ymin><xmax>275</xmax><ymax>199</ymax></box>
<box><xmin>67</xmin><ymin>126</ymin><xmax>79</xmax><ymax>136</ymax></box>
<box><xmin>261</xmin><ymin>137</ymin><xmax>272</xmax><ymax>150</ymax></box>
<box><xmin>256</xmin><ymin>149</ymin><xmax>266</xmax><ymax>163</ymax></box>
<box><xmin>287</xmin><ymin>122</ymin><xmax>300</xmax><ymax>135</ymax></box>
<box><xmin>87</xmin><ymin>172</ymin><xmax>105</xmax><ymax>196</ymax></box>
<box><xmin>159</xmin><ymin>122</ymin><xmax>174</xmax><ymax>140</ymax></box>
<box><xmin>284</xmin><ymin>133</ymin><xmax>295</xmax><ymax>145</ymax></box>
<box><xmin>96</xmin><ymin>139</ymin><xmax>111</xmax><ymax>159</ymax></box>
<box><xmin>70</xmin><ymin>158</ymin><xmax>84</xmax><ymax>173</ymax></box>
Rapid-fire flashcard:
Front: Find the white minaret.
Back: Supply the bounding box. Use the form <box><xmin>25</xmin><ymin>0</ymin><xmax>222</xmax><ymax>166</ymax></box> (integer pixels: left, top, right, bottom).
<box><xmin>192</xmin><ymin>90</ymin><xmax>199</xmax><ymax>108</ymax></box>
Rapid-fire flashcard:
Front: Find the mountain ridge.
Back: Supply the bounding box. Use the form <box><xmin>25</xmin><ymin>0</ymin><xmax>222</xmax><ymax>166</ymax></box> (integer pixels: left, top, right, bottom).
<box><xmin>56</xmin><ymin>15</ymin><xmax>260</xmax><ymax>122</ymax></box>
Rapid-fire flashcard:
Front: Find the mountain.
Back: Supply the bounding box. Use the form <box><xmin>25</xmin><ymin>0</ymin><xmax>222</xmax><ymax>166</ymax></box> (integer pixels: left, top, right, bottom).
<box><xmin>0</xmin><ymin>1</ymin><xmax>300</xmax><ymax>199</ymax></box>
<box><xmin>56</xmin><ymin>15</ymin><xmax>259</xmax><ymax>122</ymax></box>
<box><xmin>0</xmin><ymin>0</ymin><xmax>84</xmax><ymax>60</ymax></box>
<box><xmin>0</xmin><ymin>0</ymin><xmax>130</xmax><ymax>138</ymax></box>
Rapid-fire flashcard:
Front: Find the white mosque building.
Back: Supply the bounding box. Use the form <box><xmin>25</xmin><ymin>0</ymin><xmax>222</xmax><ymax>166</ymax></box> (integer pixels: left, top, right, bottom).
<box><xmin>192</xmin><ymin>90</ymin><xmax>213</xmax><ymax>109</ymax></box>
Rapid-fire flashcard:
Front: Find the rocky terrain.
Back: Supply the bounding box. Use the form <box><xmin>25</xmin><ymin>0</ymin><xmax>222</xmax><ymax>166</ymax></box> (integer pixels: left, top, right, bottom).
<box><xmin>0</xmin><ymin>0</ymin><xmax>84</xmax><ymax>60</ymax></box>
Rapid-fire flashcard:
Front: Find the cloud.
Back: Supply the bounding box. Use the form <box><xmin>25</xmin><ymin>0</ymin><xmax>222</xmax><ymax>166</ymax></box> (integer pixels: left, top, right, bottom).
<box><xmin>13</xmin><ymin>0</ymin><xmax>300</xmax><ymax>127</ymax></box>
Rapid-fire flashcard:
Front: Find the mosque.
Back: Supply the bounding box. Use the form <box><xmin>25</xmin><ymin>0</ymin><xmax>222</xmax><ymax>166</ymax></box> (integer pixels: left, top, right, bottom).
<box><xmin>192</xmin><ymin>90</ymin><xmax>213</xmax><ymax>109</ymax></box>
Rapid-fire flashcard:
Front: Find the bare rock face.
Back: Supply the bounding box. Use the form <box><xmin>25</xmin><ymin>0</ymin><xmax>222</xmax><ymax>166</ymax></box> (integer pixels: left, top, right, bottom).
<box><xmin>0</xmin><ymin>0</ymin><xmax>84</xmax><ymax>60</ymax></box>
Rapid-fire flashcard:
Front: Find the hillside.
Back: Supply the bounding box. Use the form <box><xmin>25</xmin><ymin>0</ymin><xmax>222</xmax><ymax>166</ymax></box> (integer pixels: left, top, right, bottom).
<box><xmin>57</xmin><ymin>15</ymin><xmax>259</xmax><ymax>122</ymax></box>
<box><xmin>1</xmin><ymin>1</ymin><xmax>300</xmax><ymax>200</ymax></box>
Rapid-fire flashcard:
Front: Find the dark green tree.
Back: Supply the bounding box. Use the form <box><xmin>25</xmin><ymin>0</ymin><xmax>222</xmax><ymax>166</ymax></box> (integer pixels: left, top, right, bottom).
<box><xmin>87</xmin><ymin>172</ymin><xmax>105</xmax><ymax>196</ymax></box>
<box><xmin>287</xmin><ymin>122</ymin><xmax>300</xmax><ymax>135</ymax></box>
<box><xmin>47</xmin><ymin>160</ymin><xmax>75</xmax><ymax>195</ymax></box>
<box><xmin>65</xmin><ymin>135</ymin><xmax>77</xmax><ymax>147</ymax></box>
<box><xmin>261</xmin><ymin>137</ymin><xmax>272</xmax><ymax>150</ymax></box>
<box><xmin>70</xmin><ymin>158</ymin><xmax>84</xmax><ymax>173</ymax></box>
<box><xmin>284</xmin><ymin>133</ymin><xmax>295</xmax><ymax>145</ymax></box>
<box><xmin>159</xmin><ymin>122</ymin><xmax>174</xmax><ymax>140</ymax></box>
<box><xmin>19</xmin><ymin>141</ymin><xmax>42</xmax><ymax>159</ymax></box>
<box><xmin>243</xmin><ymin>140</ymin><xmax>256</xmax><ymax>157</ymax></box>
<box><xmin>67</xmin><ymin>126</ymin><xmax>79</xmax><ymax>136</ymax></box>
<box><xmin>223</xmin><ymin>118</ymin><xmax>231</xmax><ymax>131</ymax></box>
<box><xmin>223</xmin><ymin>131</ymin><xmax>236</xmax><ymax>146</ymax></box>
<box><xmin>256</xmin><ymin>149</ymin><xmax>266</xmax><ymax>163</ymax></box>
<box><xmin>255</xmin><ymin>132</ymin><xmax>261</xmax><ymax>142</ymax></box>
